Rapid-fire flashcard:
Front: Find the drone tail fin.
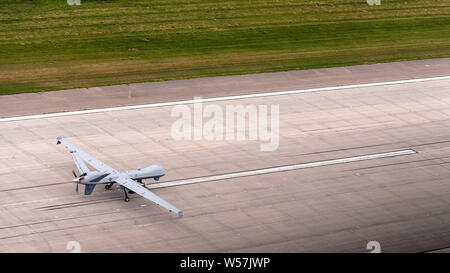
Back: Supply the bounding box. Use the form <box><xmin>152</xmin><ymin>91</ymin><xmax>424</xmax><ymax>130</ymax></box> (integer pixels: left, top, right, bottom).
<box><xmin>84</xmin><ymin>184</ymin><xmax>96</xmax><ymax>195</ymax></box>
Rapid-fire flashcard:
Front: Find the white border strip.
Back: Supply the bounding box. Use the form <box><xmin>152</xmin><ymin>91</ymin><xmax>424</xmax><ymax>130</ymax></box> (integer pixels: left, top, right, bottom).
<box><xmin>1</xmin><ymin>76</ymin><xmax>450</xmax><ymax>122</ymax></box>
<box><xmin>146</xmin><ymin>149</ymin><xmax>416</xmax><ymax>189</ymax></box>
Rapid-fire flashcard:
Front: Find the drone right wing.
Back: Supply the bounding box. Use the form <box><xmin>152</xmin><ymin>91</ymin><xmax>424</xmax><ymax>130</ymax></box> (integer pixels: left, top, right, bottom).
<box><xmin>114</xmin><ymin>175</ymin><xmax>183</xmax><ymax>218</ymax></box>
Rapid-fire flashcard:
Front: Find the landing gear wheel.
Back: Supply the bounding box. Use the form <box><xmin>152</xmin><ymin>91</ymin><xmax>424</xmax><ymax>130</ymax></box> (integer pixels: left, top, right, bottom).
<box><xmin>105</xmin><ymin>184</ymin><xmax>112</xmax><ymax>190</ymax></box>
<box><xmin>124</xmin><ymin>189</ymin><xmax>129</xmax><ymax>202</ymax></box>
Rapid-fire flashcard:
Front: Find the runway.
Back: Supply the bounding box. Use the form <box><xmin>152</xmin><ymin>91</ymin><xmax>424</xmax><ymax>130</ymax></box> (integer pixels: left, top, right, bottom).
<box><xmin>0</xmin><ymin>60</ymin><xmax>450</xmax><ymax>252</ymax></box>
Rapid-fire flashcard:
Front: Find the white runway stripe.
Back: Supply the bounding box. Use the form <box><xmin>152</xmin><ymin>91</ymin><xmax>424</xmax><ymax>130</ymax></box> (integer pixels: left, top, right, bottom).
<box><xmin>147</xmin><ymin>149</ymin><xmax>417</xmax><ymax>189</ymax></box>
<box><xmin>1</xmin><ymin>75</ymin><xmax>450</xmax><ymax>122</ymax></box>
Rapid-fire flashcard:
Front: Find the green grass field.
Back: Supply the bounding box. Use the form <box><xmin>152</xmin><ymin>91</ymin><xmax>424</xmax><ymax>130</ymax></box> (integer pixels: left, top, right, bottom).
<box><xmin>0</xmin><ymin>0</ymin><xmax>449</xmax><ymax>95</ymax></box>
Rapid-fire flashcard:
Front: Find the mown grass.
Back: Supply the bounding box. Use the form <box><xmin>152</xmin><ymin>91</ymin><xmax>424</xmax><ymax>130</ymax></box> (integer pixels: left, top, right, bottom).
<box><xmin>0</xmin><ymin>0</ymin><xmax>449</xmax><ymax>94</ymax></box>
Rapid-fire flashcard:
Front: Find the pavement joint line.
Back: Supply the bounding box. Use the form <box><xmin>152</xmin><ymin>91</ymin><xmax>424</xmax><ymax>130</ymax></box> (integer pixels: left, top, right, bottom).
<box><xmin>146</xmin><ymin>149</ymin><xmax>417</xmax><ymax>189</ymax></box>
<box><xmin>424</xmin><ymin>247</ymin><xmax>450</xmax><ymax>253</ymax></box>
<box><xmin>1</xmin><ymin>75</ymin><xmax>450</xmax><ymax>122</ymax></box>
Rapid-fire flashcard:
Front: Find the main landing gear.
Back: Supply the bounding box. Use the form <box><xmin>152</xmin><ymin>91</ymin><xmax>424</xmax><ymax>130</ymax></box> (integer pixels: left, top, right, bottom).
<box><xmin>104</xmin><ymin>182</ymin><xmax>133</xmax><ymax>202</ymax></box>
<box><xmin>124</xmin><ymin>189</ymin><xmax>130</xmax><ymax>202</ymax></box>
<box><xmin>123</xmin><ymin>186</ymin><xmax>134</xmax><ymax>202</ymax></box>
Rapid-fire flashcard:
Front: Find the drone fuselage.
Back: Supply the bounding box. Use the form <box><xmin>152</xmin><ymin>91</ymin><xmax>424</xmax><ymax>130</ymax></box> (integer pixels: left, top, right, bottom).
<box><xmin>76</xmin><ymin>165</ymin><xmax>166</xmax><ymax>185</ymax></box>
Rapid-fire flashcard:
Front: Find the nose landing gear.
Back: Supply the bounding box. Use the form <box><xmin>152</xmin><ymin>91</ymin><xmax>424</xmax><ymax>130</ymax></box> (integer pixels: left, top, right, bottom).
<box><xmin>136</xmin><ymin>179</ymin><xmax>148</xmax><ymax>189</ymax></box>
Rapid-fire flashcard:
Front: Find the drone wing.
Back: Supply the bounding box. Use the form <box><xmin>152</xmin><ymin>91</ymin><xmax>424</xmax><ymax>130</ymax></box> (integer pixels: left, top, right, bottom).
<box><xmin>115</xmin><ymin>175</ymin><xmax>183</xmax><ymax>218</ymax></box>
<box><xmin>69</xmin><ymin>151</ymin><xmax>90</xmax><ymax>175</ymax></box>
<box><xmin>57</xmin><ymin>136</ymin><xmax>116</xmax><ymax>173</ymax></box>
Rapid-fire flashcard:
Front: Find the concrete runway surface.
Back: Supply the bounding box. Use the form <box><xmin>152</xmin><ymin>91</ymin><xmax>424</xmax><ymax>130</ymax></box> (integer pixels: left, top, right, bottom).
<box><xmin>0</xmin><ymin>59</ymin><xmax>450</xmax><ymax>252</ymax></box>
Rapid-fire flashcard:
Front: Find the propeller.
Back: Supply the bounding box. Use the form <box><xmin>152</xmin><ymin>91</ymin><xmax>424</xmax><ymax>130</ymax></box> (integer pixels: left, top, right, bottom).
<box><xmin>72</xmin><ymin>169</ymin><xmax>85</xmax><ymax>195</ymax></box>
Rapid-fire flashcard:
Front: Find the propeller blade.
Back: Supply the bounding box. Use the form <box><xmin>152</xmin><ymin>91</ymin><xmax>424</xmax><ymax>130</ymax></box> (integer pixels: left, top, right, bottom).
<box><xmin>72</xmin><ymin>170</ymin><xmax>77</xmax><ymax>178</ymax></box>
<box><xmin>76</xmin><ymin>183</ymin><xmax>79</xmax><ymax>195</ymax></box>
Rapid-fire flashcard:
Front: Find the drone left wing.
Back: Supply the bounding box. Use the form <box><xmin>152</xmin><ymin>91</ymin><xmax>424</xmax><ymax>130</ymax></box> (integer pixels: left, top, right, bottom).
<box><xmin>57</xmin><ymin>136</ymin><xmax>116</xmax><ymax>173</ymax></box>
<box><xmin>69</xmin><ymin>151</ymin><xmax>90</xmax><ymax>175</ymax></box>
<box><xmin>115</xmin><ymin>175</ymin><xmax>184</xmax><ymax>218</ymax></box>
